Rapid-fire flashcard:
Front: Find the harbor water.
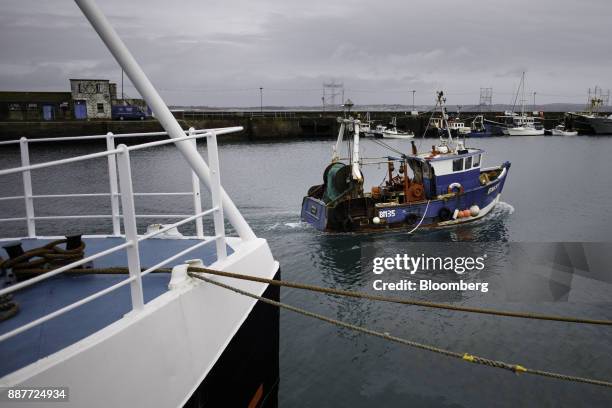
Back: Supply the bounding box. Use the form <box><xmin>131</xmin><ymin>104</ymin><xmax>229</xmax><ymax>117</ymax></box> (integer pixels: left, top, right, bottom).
<box><xmin>1</xmin><ymin>135</ymin><xmax>611</xmax><ymax>407</ymax></box>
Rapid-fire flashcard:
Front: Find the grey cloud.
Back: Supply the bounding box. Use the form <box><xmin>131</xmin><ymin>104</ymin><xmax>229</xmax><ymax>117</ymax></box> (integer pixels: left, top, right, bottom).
<box><xmin>0</xmin><ymin>0</ymin><xmax>610</xmax><ymax>106</ymax></box>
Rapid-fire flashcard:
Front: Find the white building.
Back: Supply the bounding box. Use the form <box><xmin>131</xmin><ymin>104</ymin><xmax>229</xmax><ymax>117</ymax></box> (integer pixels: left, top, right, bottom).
<box><xmin>69</xmin><ymin>79</ymin><xmax>112</xmax><ymax>119</ymax></box>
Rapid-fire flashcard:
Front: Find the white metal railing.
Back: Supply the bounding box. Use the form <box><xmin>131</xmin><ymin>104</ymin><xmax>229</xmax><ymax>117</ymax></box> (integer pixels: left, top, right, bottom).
<box><xmin>0</xmin><ymin>127</ymin><xmax>235</xmax><ymax>343</ymax></box>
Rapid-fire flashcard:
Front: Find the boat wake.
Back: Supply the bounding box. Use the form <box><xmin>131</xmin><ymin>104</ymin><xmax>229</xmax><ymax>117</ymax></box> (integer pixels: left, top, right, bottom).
<box><xmin>493</xmin><ymin>201</ymin><xmax>515</xmax><ymax>216</ymax></box>
<box><xmin>262</xmin><ymin>220</ymin><xmax>308</xmax><ymax>231</ymax></box>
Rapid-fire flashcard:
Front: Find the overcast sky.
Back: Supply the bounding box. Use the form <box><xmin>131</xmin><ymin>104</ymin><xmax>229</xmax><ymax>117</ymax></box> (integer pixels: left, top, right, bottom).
<box><xmin>0</xmin><ymin>0</ymin><xmax>610</xmax><ymax>107</ymax></box>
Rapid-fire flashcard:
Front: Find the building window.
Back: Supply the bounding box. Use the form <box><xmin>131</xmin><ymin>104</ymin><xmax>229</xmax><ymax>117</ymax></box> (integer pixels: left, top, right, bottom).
<box><xmin>27</xmin><ymin>103</ymin><xmax>38</xmax><ymax>111</ymax></box>
<box><xmin>473</xmin><ymin>154</ymin><xmax>481</xmax><ymax>167</ymax></box>
<box><xmin>96</xmin><ymin>83</ymin><xmax>104</xmax><ymax>93</ymax></box>
<box><xmin>97</xmin><ymin>103</ymin><xmax>105</xmax><ymax>113</ymax></box>
<box><xmin>78</xmin><ymin>83</ymin><xmax>84</xmax><ymax>93</ymax></box>
<box><xmin>452</xmin><ymin>158</ymin><xmax>463</xmax><ymax>172</ymax></box>
<box><xmin>465</xmin><ymin>156</ymin><xmax>472</xmax><ymax>169</ymax></box>
<box><xmin>8</xmin><ymin>103</ymin><xmax>21</xmax><ymax>111</ymax></box>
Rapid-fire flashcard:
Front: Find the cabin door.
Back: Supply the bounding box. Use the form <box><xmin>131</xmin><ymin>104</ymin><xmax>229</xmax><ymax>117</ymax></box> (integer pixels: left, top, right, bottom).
<box><xmin>42</xmin><ymin>105</ymin><xmax>54</xmax><ymax>121</ymax></box>
<box><xmin>74</xmin><ymin>100</ymin><xmax>87</xmax><ymax>120</ymax></box>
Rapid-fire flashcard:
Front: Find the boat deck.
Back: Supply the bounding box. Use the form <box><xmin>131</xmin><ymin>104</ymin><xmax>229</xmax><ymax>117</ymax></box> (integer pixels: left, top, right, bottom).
<box><xmin>0</xmin><ymin>236</ymin><xmax>232</xmax><ymax>378</ymax></box>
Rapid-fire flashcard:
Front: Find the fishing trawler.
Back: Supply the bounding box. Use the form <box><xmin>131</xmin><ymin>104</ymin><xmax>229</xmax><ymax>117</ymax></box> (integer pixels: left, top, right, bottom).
<box><xmin>381</xmin><ymin>117</ymin><xmax>415</xmax><ymax>139</ymax></box>
<box><xmin>362</xmin><ymin>115</ymin><xmax>414</xmax><ymax>139</ymax></box>
<box><xmin>566</xmin><ymin>87</ymin><xmax>612</xmax><ymax>134</ymax></box>
<box><xmin>301</xmin><ymin>92</ymin><xmax>511</xmax><ymax>232</ymax></box>
<box><xmin>466</xmin><ymin>115</ymin><xmax>492</xmax><ymax>137</ymax></box>
<box><xmin>0</xmin><ymin>1</ymin><xmax>279</xmax><ymax>407</ymax></box>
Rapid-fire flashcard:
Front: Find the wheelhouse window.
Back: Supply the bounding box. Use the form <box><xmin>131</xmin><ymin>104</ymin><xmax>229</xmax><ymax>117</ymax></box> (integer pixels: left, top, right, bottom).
<box><xmin>452</xmin><ymin>158</ymin><xmax>463</xmax><ymax>172</ymax></box>
<box><xmin>473</xmin><ymin>154</ymin><xmax>481</xmax><ymax>167</ymax></box>
<box><xmin>465</xmin><ymin>156</ymin><xmax>472</xmax><ymax>169</ymax></box>
<box><xmin>97</xmin><ymin>103</ymin><xmax>105</xmax><ymax>113</ymax></box>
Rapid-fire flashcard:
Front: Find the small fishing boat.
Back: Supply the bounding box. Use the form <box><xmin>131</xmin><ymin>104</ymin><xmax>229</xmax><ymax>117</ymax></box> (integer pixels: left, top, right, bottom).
<box><xmin>447</xmin><ymin>119</ymin><xmax>471</xmax><ymax>137</ymax></box>
<box><xmin>301</xmin><ymin>92</ymin><xmax>511</xmax><ymax>233</ymax></box>
<box><xmin>381</xmin><ymin>117</ymin><xmax>415</xmax><ymax>139</ymax></box>
<box><xmin>550</xmin><ymin>124</ymin><xmax>578</xmax><ymax>136</ymax></box>
<box><xmin>505</xmin><ymin>124</ymin><xmax>544</xmax><ymax>136</ymax></box>
<box><xmin>466</xmin><ymin>115</ymin><xmax>493</xmax><ymax>137</ymax></box>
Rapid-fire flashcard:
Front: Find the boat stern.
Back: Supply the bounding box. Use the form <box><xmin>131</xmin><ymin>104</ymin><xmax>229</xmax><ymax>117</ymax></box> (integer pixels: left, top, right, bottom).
<box><xmin>301</xmin><ymin>196</ymin><xmax>328</xmax><ymax>231</ymax></box>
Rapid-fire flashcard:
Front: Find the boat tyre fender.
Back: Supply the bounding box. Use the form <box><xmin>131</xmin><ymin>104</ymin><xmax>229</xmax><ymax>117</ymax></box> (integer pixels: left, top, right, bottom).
<box><xmin>404</xmin><ymin>213</ymin><xmax>419</xmax><ymax>225</ymax></box>
<box><xmin>438</xmin><ymin>207</ymin><xmax>452</xmax><ymax>221</ymax></box>
<box><xmin>448</xmin><ymin>182</ymin><xmax>464</xmax><ymax>195</ymax></box>
<box><xmin>342</xmin><ymin>216</ymin><xmax>354</xmax><ymax>232</ymax></box>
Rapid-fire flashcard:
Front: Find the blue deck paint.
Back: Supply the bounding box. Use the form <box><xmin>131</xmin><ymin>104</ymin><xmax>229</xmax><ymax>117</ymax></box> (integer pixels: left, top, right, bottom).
<box><xmin>0</xmin><ymin>237</ymin><xmax>233</xmax><ymax>377</ymax></box>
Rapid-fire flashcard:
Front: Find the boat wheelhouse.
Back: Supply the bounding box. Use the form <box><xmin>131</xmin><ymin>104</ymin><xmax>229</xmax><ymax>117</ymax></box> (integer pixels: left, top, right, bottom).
<box><xmin>301</xmin><ymin>92</ymin><xmax>511</xmax><ymax>233</ymax></box>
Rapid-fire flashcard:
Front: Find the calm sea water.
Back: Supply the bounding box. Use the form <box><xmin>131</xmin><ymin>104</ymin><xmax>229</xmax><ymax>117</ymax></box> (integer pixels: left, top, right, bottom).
<box><xmin>1</xmin><ymin>135</ymin><xmax>611</xmax><ymax>407</ymax></box>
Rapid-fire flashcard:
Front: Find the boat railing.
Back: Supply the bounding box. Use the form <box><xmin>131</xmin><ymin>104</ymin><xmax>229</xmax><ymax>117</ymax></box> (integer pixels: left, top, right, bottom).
<box><xmin>0</xmin><ymin>127</ymin><xmax>239</xmax><ymax>344</ymax></box>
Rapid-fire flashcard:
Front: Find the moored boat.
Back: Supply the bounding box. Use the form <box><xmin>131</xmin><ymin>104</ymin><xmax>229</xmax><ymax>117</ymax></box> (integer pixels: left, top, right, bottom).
<box><xmin>501</xmin><ymin>72</ymin><xmax>544</xmax><ymax>136</ymax></box>
<box><xmin>0</xmin><ymin>2</ymin><xmax>280</xmax><ymax>407</ymax></box>
<box><xmin>550</xmin><ymin>124</ymin><xmax>578</xmax><ymax>136</ymax></box>
<box><xmin>381</xmin><ymin>117</ymin><xmax>415</xmax><ymax>139</ymax></box>
<box><xmin>566</xmin><ymin>87</ymin><xmax>612</xmax><ymax>134</ymax></box>
<box><xmin>301</xmin><ymin>92</ymin><xmax>511</xmax><ymax>233</ymax></box>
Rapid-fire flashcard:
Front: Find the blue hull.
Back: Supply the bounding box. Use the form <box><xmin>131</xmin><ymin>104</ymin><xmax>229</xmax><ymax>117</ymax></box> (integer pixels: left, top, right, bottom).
<box><xmin>301</xmin><ymin>162</ymin><xmax>510</xmax><ymax>232</ymax></box>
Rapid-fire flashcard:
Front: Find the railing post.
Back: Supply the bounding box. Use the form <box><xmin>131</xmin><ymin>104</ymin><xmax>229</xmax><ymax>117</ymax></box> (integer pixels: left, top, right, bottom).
<box><xmin>106</xmin><ymin>132</ymin><xmax>121</xmax><ymax>235</ymax></box>
<box><xmin>19</xmin><ymin>137</ymin><xmax>35</xmax><ymax>237</ymax></box>
<box><xmin>207</xmin><ymin>131</ymin><xmax>227</xmax><ymax>261</ymax></box>
<box><xmin>189</xmin><ymin>128</ymin><xmax>204</xmax><ymax>238</ymax></box>
<box><xmin>116</xmin><ymin>144</ymin><xmax>144</xmax><ymax>311</ymax></box>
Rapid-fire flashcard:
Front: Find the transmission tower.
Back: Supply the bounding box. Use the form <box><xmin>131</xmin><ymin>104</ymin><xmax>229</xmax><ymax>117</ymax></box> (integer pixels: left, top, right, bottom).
<box><xmin>479</xmin><ymin>88</ymin><xmax>493</xmax><ymax>112</ymax></box>
<box><xmin>322</xmin><ymin>81</ymin><xmax>344</xmax><ymax>108</ymax></box>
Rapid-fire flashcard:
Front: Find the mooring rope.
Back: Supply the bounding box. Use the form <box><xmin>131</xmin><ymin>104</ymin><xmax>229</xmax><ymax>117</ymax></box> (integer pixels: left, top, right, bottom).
<box><xmin>187</xmin><ymin>267</ymin><xmax>612</xmax><ymax>326</ymax></box>
<box><xmin>9</xmin><ymin>263</ymin><xmax>612</xmax><ymax>326</ymax></box>
<box><xmin>188</xmin><ymin>270</ymin><xmax>612</xmax><ymax>389</ymax></box>
<box><xmin>406</xmin><ymin>200</ymin><xmax>431</xmax><ymax>234</ymax></box>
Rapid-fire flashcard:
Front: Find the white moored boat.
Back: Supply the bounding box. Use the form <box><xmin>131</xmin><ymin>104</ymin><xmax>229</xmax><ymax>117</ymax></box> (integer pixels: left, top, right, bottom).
<box><xmin>506</xmin><ymin>126</ymin><xmax>545</xmax><ymax>136</ymax></box>
<box><xmin>381</xmin><ymin>117</ymin><xmax>414</xmax><ymax>139</ymax></box>
<box><xmin>0</xmin><ymin>1</ymin><xmax>279</xmax><ymax>407</ymax></box>
<box><xmin>502</xmin><ymin>72</ymin><xmax>544</xmax><ymax>136</ymax></box>
<box><xmin>550</xmin><ymin>124</ymin><xmax>578</xmax><ymax>136</ymax></box>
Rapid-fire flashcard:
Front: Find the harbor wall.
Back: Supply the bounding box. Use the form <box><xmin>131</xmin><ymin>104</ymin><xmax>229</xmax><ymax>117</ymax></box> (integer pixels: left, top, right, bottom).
<box><xmin>0</xmin><ymin>111</ymin><xmax>579</xmax><ymax>142</ymax></box>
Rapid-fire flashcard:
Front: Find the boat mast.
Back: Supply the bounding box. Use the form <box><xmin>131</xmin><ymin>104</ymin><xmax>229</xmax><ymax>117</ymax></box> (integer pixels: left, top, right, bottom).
<box><xmin>332</xmin><ymin>121</ymin><xmax>345</xmax><ymax>162</ymax></box>
<box><xmin>520</xmin><ymin>71</ymin><xmax>526</xmax><ymax>118</ymax></box>
<box><xmin>437</xmin><ymin>91</ymin><xmax>454</xmax><ymax>146</ymax></box>
<box><xmin>73</xmin><ymin>0</ymin><xmax>256</xmax><ymax>240</ymax></box>
<box><xmin>352</xmin><ymin>122</ymin><xmax>363</xmax><ymax>182</ymax></box>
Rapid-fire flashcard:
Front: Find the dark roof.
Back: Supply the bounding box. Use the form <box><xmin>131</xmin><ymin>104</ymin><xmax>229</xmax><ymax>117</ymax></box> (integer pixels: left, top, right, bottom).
<box><xmin>69</xmin><ymin>78</ymin><xmax>110</xmax><ymax>82</ymax></box>
<box><xmin>0</xmin><ymin>91</ymin><xmax>72</xmax><ymax>103</ymax></box>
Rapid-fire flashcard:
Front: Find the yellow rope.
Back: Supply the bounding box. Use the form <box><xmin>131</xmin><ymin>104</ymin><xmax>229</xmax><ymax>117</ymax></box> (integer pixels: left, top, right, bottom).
<box><xmin>188</xmin><ymin>271</ymin><xmax>612</xmax><ymax>389</ymax></box>
<box><xmin>187</xmin><ymin>267</ymin><xmax>612</xmax><ymax>326</ymax></box>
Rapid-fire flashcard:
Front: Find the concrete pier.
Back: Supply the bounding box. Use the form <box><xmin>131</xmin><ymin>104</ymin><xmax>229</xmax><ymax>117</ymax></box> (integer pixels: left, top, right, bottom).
<box><xmin>0</xmin><ymin>110</ymin><xmax>591</xmax><ymax>142</ymax></box>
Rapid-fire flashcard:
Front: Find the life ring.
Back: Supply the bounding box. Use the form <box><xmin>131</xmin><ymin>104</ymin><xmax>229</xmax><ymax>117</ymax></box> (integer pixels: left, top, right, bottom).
<box><xmin>438</xmin><ymin>207</ymin><xmax>452</xmax><ymax>221</ymax></box>
<box><xmin>448</xmin><ymin>182</ymin><xmax>464</xmax><ymax>195</ymax></box>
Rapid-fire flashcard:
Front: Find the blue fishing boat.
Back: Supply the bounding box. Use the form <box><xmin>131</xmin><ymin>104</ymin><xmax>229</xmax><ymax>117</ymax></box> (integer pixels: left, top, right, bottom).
<box><xmin>301</xmin><ymin>92</ymin><xmax>511</xmax><ymax>233</ymax></box>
